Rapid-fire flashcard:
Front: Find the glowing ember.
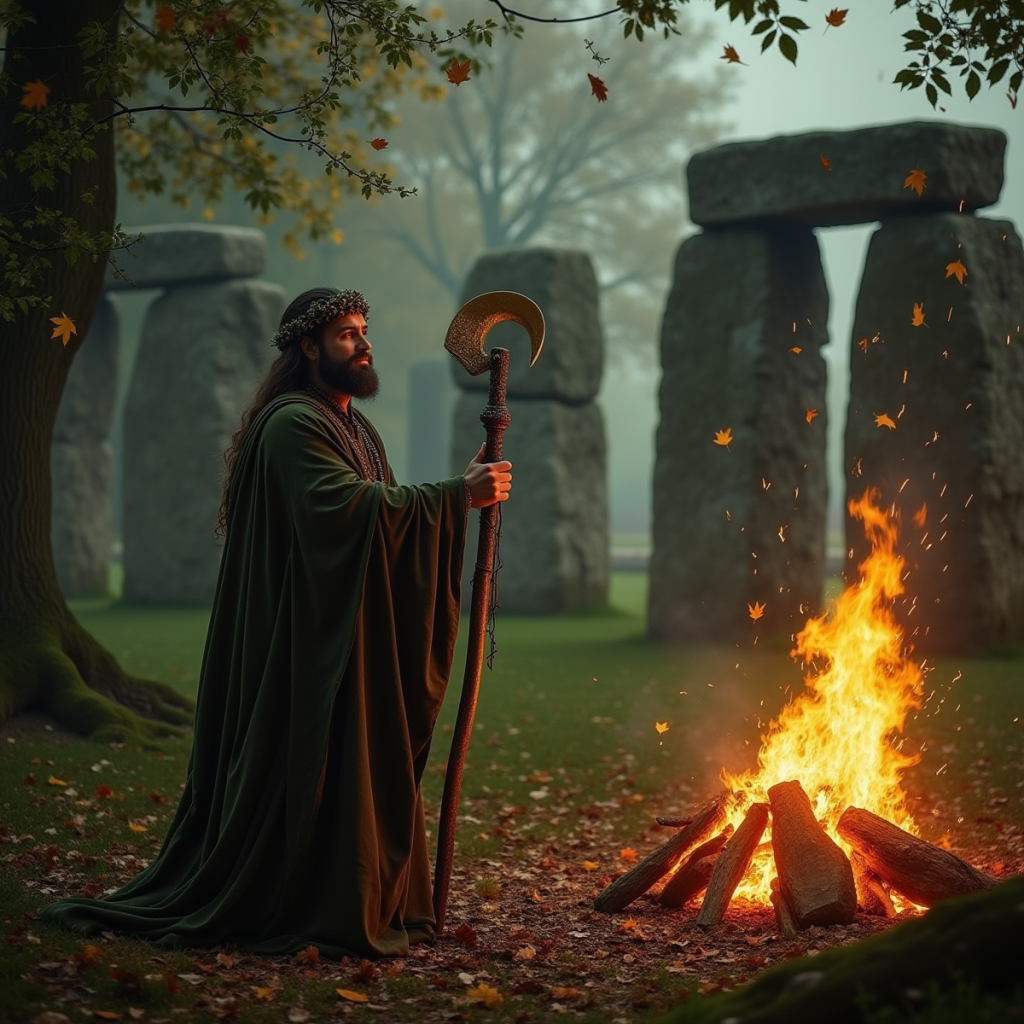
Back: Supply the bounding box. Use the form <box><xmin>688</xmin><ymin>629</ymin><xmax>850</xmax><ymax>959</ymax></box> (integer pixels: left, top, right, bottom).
<box><xmin>722</xmin><ymin>489</ymin><xmax>924</xmax><ymax>902</ymax></box>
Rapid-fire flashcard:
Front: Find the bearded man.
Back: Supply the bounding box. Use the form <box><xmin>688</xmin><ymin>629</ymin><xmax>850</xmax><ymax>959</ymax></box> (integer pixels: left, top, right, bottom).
<box><xmin>44</xmin><ymin>287</ymin><xmax>511</xmax><ymax>957</ymax></box>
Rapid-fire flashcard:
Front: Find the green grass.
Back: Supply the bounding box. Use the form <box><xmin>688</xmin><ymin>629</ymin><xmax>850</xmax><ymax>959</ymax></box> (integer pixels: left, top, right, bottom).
<box><xmin>2</xmin><ymin>572</ymin><xmax>1023</xmax><ymax>1023</ymax></box>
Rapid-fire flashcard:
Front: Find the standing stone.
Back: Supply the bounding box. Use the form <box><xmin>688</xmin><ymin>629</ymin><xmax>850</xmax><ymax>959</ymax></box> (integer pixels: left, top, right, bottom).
<box><xmin>688</xmin><ymin>122</ymin><xmax>1005</xmax><ymax>228</ymax></box>
<box><xmin>51</xmin><ymin>293</ymin><xmax>120</xmax><ymax>597</ymax></box>
<box><xmin>649</xmin><ymin>226</ymin><xmax>829</xmax><ymax>641</ymax></box>
<box><xmin>451</xmin><ymin>247</ymin><xmax>604</xmax><ymax>402</ymax></box>
<box><xmin>407</xmin><ymin>360</ymin><xmax>455</xmax><ymax>483</ymax></box>
<box><xmin>845</xmin><ymin>214</ymin><xmax>1024</xmax><ymax>653</ymax></box>
<box><xmin>123</xmin><ymin>278</ymin><xmax>284</xmax><ymax>604</ymax></box>
<box><xmin>451</xmin><ymin>393</ymin><xmax>608</xmax><ymax>612</ymax></box>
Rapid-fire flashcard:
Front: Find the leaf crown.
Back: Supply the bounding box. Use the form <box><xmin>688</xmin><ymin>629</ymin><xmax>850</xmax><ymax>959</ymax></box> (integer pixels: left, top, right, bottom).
<box><xmin>272</xmin><ymin>289</ymin><xmax>370</xmax><ymax>350</ymax></box>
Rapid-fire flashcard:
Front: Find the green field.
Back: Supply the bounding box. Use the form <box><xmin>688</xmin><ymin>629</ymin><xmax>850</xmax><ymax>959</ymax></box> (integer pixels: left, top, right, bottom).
<box><xmin>1</xmin><ymin>573</ymin><xmax>1022</xmax><ymax>1023</ymax></box>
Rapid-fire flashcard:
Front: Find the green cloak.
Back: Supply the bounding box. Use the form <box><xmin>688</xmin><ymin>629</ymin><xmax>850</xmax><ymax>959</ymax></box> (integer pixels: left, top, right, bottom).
<box><xmin>43</xmin><ymin>393</ymin><xmax>468</xmax><ymax>957</ymax></box>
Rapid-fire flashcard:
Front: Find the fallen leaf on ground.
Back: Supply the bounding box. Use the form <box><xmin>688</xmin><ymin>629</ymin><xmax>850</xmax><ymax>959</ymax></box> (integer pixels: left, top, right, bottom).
<box><xmin>874</xmin><ymin>413</ymin><xmax>897</xmax><ymax>430</ymax></box>
<box><xmin>454</xmin><ymin>923</ymin><xmax>477</xmax><ymax>949</ymax></box>
<box><xmin>446</xmin><ymin>57</ymin><xmax>471</xmax><ymax>85</ymax></box>
<box><xmin>466</xmin><ymin>984</ymin><xmax>503</xmax><ymax>1008</ymax></box>
<box><xmin>904</xmin><ymin>167</ymin><xmax>927</xmax><ymax>195</ymax></box>
<box><xmin>127</xmin><ymin>821</ymin><xmax>148</xmax><ymax>833</ymax></box>
<box><xmin>336</xmin><ymin>989</ymin><xmax>368</xmax><ymax>1003</ymax></box>
<box><xmin>93</xmin><ymin>1014</ymin><xmax>121</xmax><ymax>1022</ymax></box>
<box><xmin>748</xmin><ymin>601</ymin><xmax>765</xmax><ymax>622</ymax></box>
<box><xmin>216</xmin><ymin>952</ymin><xmax>235</xmax><ymax>969</ymax></box>
<box><xmin>253</xmin><ymin>987</ymin><xmax>274</xmax><ymax>1002</ymax></box>
<box><xmin>620</xmin><ymin>847</ymin><xmax>638</xmax><ymax>862</ymax></box>
<box><xmin>287</xmin><ymin>1009</ymin><xmax>310</xmax><ymax>1023</ymax></box>
<box><xmin>20</xmin><ymin>79</ymin><xmax>51</xmax><ymax>110</ymax></box>
<box><xmin>95</xmin><ymin>784</ymin><xmax>113</xmax><ymax>799</ymax></box>
<box><xmin>581</xmin><ymin>860</ymin><xmax>599</xmax><ymax>871</ymax></box>
<box><xmin>945</xmin><ymin>259</ymin><xmax>967</xmax><ymax>285</ymax></box>
<box><xmin>295</xmin><ymin>945</ymin><xmax>319</xmax><ymax>965</ymax></box>
<box><xmin>47</xmin><ymin>776</ymin><xmax>68</xmax><ymax>787</ymax></box>
<box><xmin>551</xmin><ymin>987</ymin><xmax>584</xmax><ymax>1000</ymax></box>
<box><xmin>514</xmin><ymin>945</ymin><xmax>536</xmax><ymax>960</ymax></box>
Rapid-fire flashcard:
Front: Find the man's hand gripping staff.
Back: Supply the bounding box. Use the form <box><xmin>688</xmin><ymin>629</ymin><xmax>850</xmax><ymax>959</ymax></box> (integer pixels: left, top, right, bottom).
<box><xmin>434</xmin><ymin>291</ymin><xmax>545</xmax><ymax>933</ymax></box>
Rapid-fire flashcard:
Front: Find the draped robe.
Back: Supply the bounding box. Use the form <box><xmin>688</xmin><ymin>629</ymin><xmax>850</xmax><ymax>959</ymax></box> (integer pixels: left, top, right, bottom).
<box><xmin>43</xmin><ymin>392</ymin><xmax>468</xmax><ymax>957</ymax></box>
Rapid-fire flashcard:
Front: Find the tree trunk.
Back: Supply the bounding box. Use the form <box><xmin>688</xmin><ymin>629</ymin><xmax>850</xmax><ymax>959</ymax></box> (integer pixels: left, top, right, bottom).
<box><xmin>0</xmin><ymin>0</ymin><xmax>194</xmax><ymax>741</ymax></box>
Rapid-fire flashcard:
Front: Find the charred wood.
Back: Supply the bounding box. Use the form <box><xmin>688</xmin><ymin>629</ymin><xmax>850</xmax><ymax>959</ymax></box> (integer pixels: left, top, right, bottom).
<box><xmin>770</xmin><ymin>876</ymin><xmax>799</xmax><ymax>939</ymax></box>
<box><xmin>658</xmin><ymin>829</ymin><xmax>732</xmax><ymax>908</ymax></box>
<box><xmin>850</xmin><ymin>850</ymin><xmax>896</xmax><ymax>918</ymax></box>
<box><xmin>696</xmin><ymin>802</ymin><xmax>770</xmax><ymax>927</ymax></box>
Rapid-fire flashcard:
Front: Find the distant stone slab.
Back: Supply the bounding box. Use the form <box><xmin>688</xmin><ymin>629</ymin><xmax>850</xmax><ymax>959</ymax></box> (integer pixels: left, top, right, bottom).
<box><xmin>649</xmin><ymin>226</ymin><xmax>828</xmax><ymax>642</ymax></box>
<box><xmin>451</xmin><ymin>392</ymin><xmax>608</xmax><ymax>613</ymax></box>
<box><xmin>845</xmin><ymin>213</ymin><xmax>1024</xmax><ymax>653</ymax></box>
<box><xmin>107</xmin><ymin>224</ymin><xmax>268</xmax><ymax>289</ymax></box>
<box><xmin>452</xmin><ymin>247</ymin><xmax>604</xmax><ymax>402</ymax></box>
<box><xmin>688</xmin><ymin>122</ymin><xmax>1005</xmax><ymax>228</ymax></box>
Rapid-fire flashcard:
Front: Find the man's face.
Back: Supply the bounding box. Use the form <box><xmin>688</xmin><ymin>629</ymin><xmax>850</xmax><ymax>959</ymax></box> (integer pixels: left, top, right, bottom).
<box><xmin>315</xmin><ymin>312</ymin><xmax>379</xmax><ymax>400</ymax></box>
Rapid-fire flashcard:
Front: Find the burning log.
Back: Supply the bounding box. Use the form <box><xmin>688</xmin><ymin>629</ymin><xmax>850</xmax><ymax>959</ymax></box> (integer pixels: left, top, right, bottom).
<box><xmin>769</xmin><ymin>877</ymin><xmax>798</xmax><ymax>939</ymax></box>
<box><xmin>768</xmin><ymin>780</ymin><xmax>857</xmax><ymax>927</ymax></box>
<box><xmin>850</xmin><ymin>850</ymin><xmax>896</xmax><ymax>918</ymax></box>
<box><xmin>594</xmin><ymin>796</ymin><xmax>726</xmax><ymax>913</ymax></box>
<box><xmin>658</xmin><ymin>830</ymin><xmax>732</xmax><ymax>908</ymax></box>
<box><xmin>696</xmin><ymin>802</ymin><xmax>770</xmax><ymax>927</ymax></box>
<box><xmin>655</xmin><ymin>815</ymin><xmax>694</xmax><ymax>828</ymax></box>
<box><xmin>837</xmin><ymin>806</ymin><xmax>998</xmax><ymax>908</ymax></box>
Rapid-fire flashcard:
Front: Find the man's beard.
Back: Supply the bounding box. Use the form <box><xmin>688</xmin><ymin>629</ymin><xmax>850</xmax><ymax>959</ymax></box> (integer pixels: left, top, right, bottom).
<box><xmin>319</xmin><ymin>351</ymin><xmax>379</xmax><ymax>400</ymax></box>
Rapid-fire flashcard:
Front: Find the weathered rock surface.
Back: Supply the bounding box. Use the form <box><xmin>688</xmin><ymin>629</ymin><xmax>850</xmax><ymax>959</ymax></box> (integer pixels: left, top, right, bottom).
<box><xmin>688</xmin><ymin>122</ymin><xmax>1005</xmax><ymax>228</ymax></box>
<box><xmin>122</xmin><ymin>278</ymin><xmax>284</xmax><ymax>604</ymax></box>
<box><xmin>107</xmin><ymin>224</ymin><xmax>267</xmax><ymax>290</ymax></box>
<box><xmin>407</xmin><ymin>359</ymin><xmax>455</xmax><ymax>483</ymax></box>
<box><xmin>51</xmin><ymin>293</ymin><xmax>120</xmax><ymax>597</ymax></box>
<box><xmin>452</xmin><ymin>248</ymin><xmax>604</xmax><ymax>402</ymax></box>
<box><xmin>451</xmin><ymin>392</ymin><xmax>608</xmax><ymax>612</ymax></box>
<box><xmin>845</xmin><ymin>213</ymin><xmax>1024</xmax><ymax>652</ymax></box>
<box><xmin>649</xmin><ymin>226</ymin><xmax>828</xmax><ymax>641</ymax></box>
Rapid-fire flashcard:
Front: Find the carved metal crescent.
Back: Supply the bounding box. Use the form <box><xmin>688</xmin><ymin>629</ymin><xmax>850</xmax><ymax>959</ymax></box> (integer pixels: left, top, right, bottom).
<box><xmin>444</xmin><ymin>291</ymin><xmax>545</xmax><ymax>377</ymax></box>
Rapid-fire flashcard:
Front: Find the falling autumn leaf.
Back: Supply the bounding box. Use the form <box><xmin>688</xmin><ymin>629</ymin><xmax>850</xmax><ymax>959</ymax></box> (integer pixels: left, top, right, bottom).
<box><xmin>20</xmin><ymin>79</ymin><xmax>51</xmax><ymax>111</ymax></box>
<box><xmin>945</xmin><ymin>259</ymin><xmax>967</xmax><ymax>285</ymax></box>
<box><xmin>825</xmin><ymin>7</ymin><xmax>848</xmax><ymax>27</ymax></box>
<box><xmin>587</xmin><ymin>73</ymin><xmax>608</xmax><ymax>102</ymax></box>
<box><xmin>904</xmin><ymin>168</ymin><xmax>927</xmax><ymax>196</ymax></box>
<box><xmin>820</xmin><ymin>153</ymin><xmax>831</xmax><ymax>171</ymax></box>
<box><xmin>154</xmin><ymin>4</ymin><xmax>174</xmax><ymax>32</ymax></box>
<box><xmin>336</xmin><ymin>989</ymin><xmax>369</xmax><ymax>1003</ymax></box>
<box><xmin>368</xmin><ymin>138</ymin><xmax>389</xmax><ymax>150</ymax></box>
<box><xmin>620</xmin><ymin>847</ymin><xmax>638</xmax><ymax>862</ymax></box>
<box><xmin>748</xmin><ymin>601</ymin><xmax>765</xmax><ymax>621</ymax></box>
<box><xmin>913</xmin><ymin>503</ymin><xmax>928</xmax><ymax>528</ymax></box>
<box><xmin>911</xmin><ymin>302</ymin><xmax>927</xmax><ymax>327</ymax></box>
<box><xmin>874</xmin><ymin>413</ymin><xmax>897</xmax><ymax>430</ymax></box>
<box><xmin>127</xmin><ymin>820</ymin><xmax>148</xmax><ymax>833</ymax></box>
<box><xmin>47</xmin><ymin>776</ymin><xmax>68</xmax><ymax>787</ymax></box>
<box><xmin>467</xmin><ymin>984</ymin><xmax>503</xmax><ymax>1009</ymax></box>
<box><xmin>581</xmin><ymin>860</ymin><xmax>600</xmax><ymax>871</ymax></box>
<box><xmin>295</xmin><ymin>945</ymin><xmax>319</xmax><ymax>964</ymax></box>
<box><xmin>713</xmin><ymin>427</ymin><xmax>733</xmax><ymax>449</ymax></box>
<box><xmin>721</xmin><ymin>44</ymin><xmax>744</xmax><ymax>64</ymax></box>
<box><xmin>655</xmin><ymin>721</ymin><xmax>669</xmax><ymax>734</ymax></box>
<box><xmin>446</xmin><ymin>57</ymin><xmax>471</xmax><ymax>86</ymax></box>
<box><xmin>253</xmin><ymin>987</ymin><xmax>275</xmax><ymax>1002</ymax></box>
<box><xmin>49</xmin><ymin>312</ymin><xmax>77</xmax><ymax>347</ymax></box>
<box><xmin>805</xmin><ymin>409</ymin><xmax>818</xmax><ymax>423</ymax></box>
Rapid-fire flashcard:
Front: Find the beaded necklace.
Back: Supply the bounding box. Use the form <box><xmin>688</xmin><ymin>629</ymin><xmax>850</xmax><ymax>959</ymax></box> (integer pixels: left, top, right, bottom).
<box><xmin>302</xmin><ymin>384</ymin><xmax>386</xmax><ymax>483</ymax></box>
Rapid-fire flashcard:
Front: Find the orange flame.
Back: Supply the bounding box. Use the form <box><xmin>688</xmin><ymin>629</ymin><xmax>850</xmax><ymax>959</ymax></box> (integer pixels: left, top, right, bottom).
<box><xmin>722</xmin><ymin>489</ymin><xmax>924</xmax><ymax>901</ymax></box>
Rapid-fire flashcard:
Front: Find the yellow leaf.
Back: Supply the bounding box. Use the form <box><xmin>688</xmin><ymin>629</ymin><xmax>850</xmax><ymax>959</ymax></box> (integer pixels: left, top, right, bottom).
<box><xmin>748</xmin><ymin>601</ymin><xmax>765</xmax><ymax>622</ymax></box>
<box><xmin>47</xmin><ymin>775</ymin><xmax>68</xmax><ymax>787</ymax></box>
<box><xmin>945</xmin><ymin>259</ymin><xmax>967</xmax><ymax>285</ymax></box>
<box><xmin>904</xmin><ymin>167</ymin><xmax>927</xmax><ymax>196</ymax></box>
<box><xmin>20</xmin><ymin>79</ymin><xmax>51</xmax><ymax>111</ymax></box>
<box><xmin>127</xmin><ymin>820</ymin><xmax>148</xmax><ymax>833</ymax></box>
<box><xmin>619</xmin><ymin>847</ymin><xmax>638</xmax><ymax>862</ymax></box>
<box><xmin>789</xmin><ymin>346</ymin><xmax>802</xmax><ymax>354</ymax></box>
<box><xmin>713</xmin><ymin>427</ymin><xmax>732</xmax><ymax>449</ymax></box>
<box><xmin>805</xmin><ymin>409</ymin><xmax>818</xmax><ymax>423</ymax></box>
<box><xmin>911</xmin><ymin>302</ymin><xmax>927</xmax><ymax>327</ymax></box>
<box><xmin>874</xmin><ymin>413</ymin><xmax>897</xmax><ymax>430</ymax></box>
<box><xmin>655</xmin><ymin>721</ymin><xmax>669</xmax><ymax>735</ymax></box>
<box><xmin>336</xmin><ymin>989</ymin><xmax>368</xmax><ymax>1003</ymax></box>
<box><xmin>49</xmin><ymin>312</ymin><xmax>77</xmax><ymax>347</ymax></box>
<box><xmin>253</xmin><ymin>987</ymin><xmax>275</xmax><ymax>1002</ymax></box>
<box><xmin>581</xmin><ymin>860</ymin><xmax>600</xmax><ymax>871</ymax></box>
<box><xmin>466</xmin><ymin>984</ymin><xmax>503</xmax><ymax>1009</ymax></box>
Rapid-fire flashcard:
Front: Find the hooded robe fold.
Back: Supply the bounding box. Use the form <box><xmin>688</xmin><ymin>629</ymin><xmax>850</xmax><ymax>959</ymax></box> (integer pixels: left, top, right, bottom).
<box><xmin>43</xmin><ymin>393</ymin><xmax>468</xmax><ymax>957</ymax></box>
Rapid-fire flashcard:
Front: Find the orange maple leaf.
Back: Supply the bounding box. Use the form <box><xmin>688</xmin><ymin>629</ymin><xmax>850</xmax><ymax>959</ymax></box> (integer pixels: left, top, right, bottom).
<box><xmin>945</xmin><ymin>259</ymin><xmax>967</xmax><ymax>285</ymax></box>
<box><xmin>446</xmin><ymin>57</ymin><xmax>471</xmax><ymax>86</ymax></box>
<box><xmin>620</xmin><ymin>848</ymin><xmax>638</xmax><ymax>862</ymax></box>
<box><xmin>748</xmin><ymin>601</ymin><xmax>765</xmax><ymax>622</ymax></box>
<box><xmin>805</xmin><ymin>409</ymin><xmax>818</xmax><ymax>423</ymax></box>
<box><xmin>789</xmin><ymin>346</ymin><xmax>802</xmax><ymax>354</ymax></box>
<box><xmin>874</xmin><ymin>413</ymin><xmax>897</xmax><ymax>430</ymax></box>
<box><xmin>911</xmin><ymin>301</ymin><xmax>927</xmax><ymax>327</ymax></box>
<box><xmin>20</xmin><ymin>79</ymin><xmax>51</xmax><ymax>111</ymax></box>
<box><xmin>655</xmin><ymin>721</ymin><xmax>669</xmax><ymax>734</ymax></box>
<box><xmin>721</xmin><ymin>44</ymin><xmax>744</xmax><ymax>65</ymax></box>
<box><xmin>467</xmin><ymin>984</ymin><xmax>504</xmax><ymax>1009</ymax></box>
<box><xmin>912</xmin><ymin>502</ymin><xmax>928</xmax><ymax>528</ymax></box>
<box><xmin>904</xmin><ymin>168</ymin><xmax>927</xmax><ymax>196</ymax></box>
<box><xmin>825</xmin><ymin>8</ymin><xmax>848</xmax><ymax>28</ymax></box>
<box><xmin>216</xmin><ymin>952</ymin><xmax>235</xmax><ymax>969</ymax></box>
<box><xmin>820</xmin><ymin>153</ymin><xmax>832</xmax><ymax>171</ymax></box>
<box><xmin>154</xmin><ymin>4</ymin><xmax>174</xmax><ymax>32</ymax></box>
<box><xmin>336</xmin><ymin>989</ymin><xmax>368</xmax><ymax>1003</ymax></box>
<box><xmin>581</xmin><ymin>859</ymin><xmax>600</xmax><ymax>871</ymax></box>
<box><xmin>50</xmin><ymin>312</ymin><xmax>77</xmax><ymax>346</ymax></box>
<box><xmin>368</xmin><ymin>138</ymin><xmax>388</xmax><ymax>150</ymax></box>
<box><xmin>253</xmin><ymin>987</ymin><xmax>275</xmax><ymax>1002</ymax></box>
<box><xmin>95</xmin><ymin>784</ymin><xmax>114</xmax><ymax>799</ymax></box>
<box><xmin>295</xmin><ymin>944</ymin><xmax>320</xmax><ymax>964</ymax></box>
<box><xmin>713</xmin><ymin>427</ymin><xmax>733</xmax><ymax>449</ymax></box>
<box><xmin>587</xmin><ymin>73</ymin><xmax>608</xmax><ymax>102</ymax></box>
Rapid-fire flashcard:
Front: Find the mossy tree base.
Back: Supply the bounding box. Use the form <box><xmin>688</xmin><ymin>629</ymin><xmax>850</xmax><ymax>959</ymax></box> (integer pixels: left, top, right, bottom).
<box><xmin>674</xmin><ymin>876</ymin><xmax>1024</xmax><ymax>1024</ymax></box>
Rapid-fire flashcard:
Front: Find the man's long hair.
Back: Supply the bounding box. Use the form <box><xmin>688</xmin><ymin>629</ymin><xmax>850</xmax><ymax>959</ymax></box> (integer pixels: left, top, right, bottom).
<box><xmin>216</xmin><ymin>287</ymin><xmax>340</xmax><ymax>538</ymax></box>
